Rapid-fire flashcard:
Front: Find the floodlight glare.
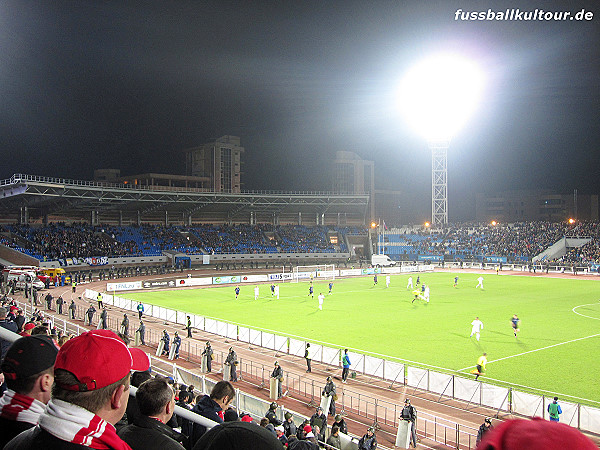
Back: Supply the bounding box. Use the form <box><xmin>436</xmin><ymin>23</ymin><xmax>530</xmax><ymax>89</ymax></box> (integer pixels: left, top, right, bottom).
<box><xmin>398</xmin><ymin>53</ymin><xmax>484</xmax><ymax>225</ymax></box>
<box><xmin>399</xmin><ymin>54</ymin><xmax>484</xmax><ymax>141</ymax></box>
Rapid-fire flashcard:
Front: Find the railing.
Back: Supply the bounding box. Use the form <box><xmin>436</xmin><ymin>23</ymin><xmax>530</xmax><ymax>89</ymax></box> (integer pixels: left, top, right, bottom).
<box><xmin>0</xmin><ymin>310</ymin><xmax>373</xmax><ymax>449</ymax></box>
<box><xmin>80</xmin><ymin>276</ymin><xmax>600</xmax><ymax>439</ymax></box>
<box><xmin>1</xmin><ymin>173</ymin><xmax>361</xmax><ymax>197</ymax></box>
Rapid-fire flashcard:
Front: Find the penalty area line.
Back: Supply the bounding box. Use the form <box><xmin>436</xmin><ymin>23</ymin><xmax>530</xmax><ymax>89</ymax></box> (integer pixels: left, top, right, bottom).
<box><xmin>457</xmin><ymin>332</ymin><xmax>600</xmax><ymax>372</ymax></box>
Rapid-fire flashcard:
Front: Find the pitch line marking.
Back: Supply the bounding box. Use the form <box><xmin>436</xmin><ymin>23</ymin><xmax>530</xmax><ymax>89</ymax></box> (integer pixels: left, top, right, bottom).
<box><xmin>457</xmin><ymin>332</ymin><xmax>600</xmax><ymax>372</ymax></box>
<box><xmin>572</xmin><ymin>302</ymin><xmax>600</xmax><ymax>321</ymax></box>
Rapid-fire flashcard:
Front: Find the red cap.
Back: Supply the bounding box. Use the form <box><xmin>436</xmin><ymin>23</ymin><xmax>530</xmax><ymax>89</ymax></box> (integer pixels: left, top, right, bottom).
<box><xmin>23</xmin><ymin>323</ymin><xmax>36</xmax><ymax>331</ymax></box>
<box><xmin>10</xmin><ymin>306</ymin><xmax>18</xmax><ymax>311</ymax></box>
<box><xmin>303</xmin><ymin>425</ymin><xmax>312</xmax><ymax>433</ymax></box>
<box><xmin>241</xmin><ymin>414</ymin><xmax>253</xmax><ymax>423</ymax></box>
<box><xmin>55</xmin><ymin>330</ymin><xmax>150</xmax><ymax>391</ymax></box>
<box><xmin>477</xmin><ymin>417</ymin><xmax>597</xmax><ymax>450</ymax></box>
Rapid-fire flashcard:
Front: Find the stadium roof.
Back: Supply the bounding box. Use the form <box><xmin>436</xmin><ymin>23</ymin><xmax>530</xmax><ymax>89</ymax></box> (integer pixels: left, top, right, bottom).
<box><xmin>0</xmin><ymin>174</ymin><xmax>370</xmax><ymax>224</ymax></box>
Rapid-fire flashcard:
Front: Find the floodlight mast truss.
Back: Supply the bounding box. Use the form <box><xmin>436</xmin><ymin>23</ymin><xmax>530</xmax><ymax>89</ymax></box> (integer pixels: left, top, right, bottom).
<box><xmin>429</xmin><ymin>139</ymin><xmax>449</xmax><ymax>226</ymax></box>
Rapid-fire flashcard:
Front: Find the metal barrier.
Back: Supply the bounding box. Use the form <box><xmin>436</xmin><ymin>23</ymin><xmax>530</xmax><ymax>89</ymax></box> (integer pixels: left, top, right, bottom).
<box><xmin>83</xmin><ymin>285</ymin><xmax>600</xmax><ymax>439</ymax></box>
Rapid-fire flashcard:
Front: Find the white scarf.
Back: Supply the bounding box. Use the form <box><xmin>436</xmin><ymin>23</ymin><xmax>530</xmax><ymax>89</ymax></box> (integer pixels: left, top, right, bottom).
<box><xmin>0</xmin><ymin>389</ymin><xmax>46</xmax><ymax>425</ymax></box>
<box><xmin>39</xmin><ymin>399</ymin><xmax>132</xmax><ymax>450</ymax></box>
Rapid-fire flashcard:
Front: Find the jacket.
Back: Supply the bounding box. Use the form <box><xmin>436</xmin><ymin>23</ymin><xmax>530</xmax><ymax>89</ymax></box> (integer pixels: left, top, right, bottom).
<box><xmin>0</xmin><ymin>417</ymin><xmax>36</xmax><ymax>449</ymax></box>
<box><xmin>358</xmin><ymin>433</ymin><xmax>377</xmax><ymax>450</ymax></box>
<box><xmin>189</xmin><ymin>395</ymin><xmax>223</xmax><ymax>446</ymax></box>
<box><xmin>5</xmin><ymin>426</ymin><xmax>99</xmax><ymax>450</ymax></box>
<box><xmin>283</xmin><ymin>419</ymin><xmax>297</xmax><ymax>437</ymax></box>
<box><xmin>326</xmin><ymin>433</ymin><xmax>342</xmax><ymax>449</ymax></box>
<box><xmin>265</xmin><ymin>409</ymin><xmax>281</xmax><ymax>426</ymax></box>
<box><xmin>117</xmin><ymin>415</ymin><xmax>185</xmax><ymax>450</ymax></box>
<box><xmin>0</xmin><ymin>319</ymin><xmax>18</xmax><ymax>359</ymax></box>
<box><xmin>332</xmin><ymin>419</ymin><xmax>347</xmax><ymax>435</ymax></box>
<box><xmin>401</xmin><ymin>405</ymin><xmax>417</xmax><ymax>423</ymax></box>
<box><xmin>309</xmin><ymin>412</ymin><xmax>327</xmax><ymax>438</ymax></box>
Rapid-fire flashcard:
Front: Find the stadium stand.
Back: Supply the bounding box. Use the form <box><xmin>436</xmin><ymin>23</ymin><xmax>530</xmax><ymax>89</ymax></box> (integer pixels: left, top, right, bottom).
<box><xmin>0</xmin><ymin>224</ymin><xmax>357</xmax><ymax>261</ymax></box>
<box><xmin>3</xmin><ymin>221</ymin><xmax>600</xmax><ymax>265</ymax></box>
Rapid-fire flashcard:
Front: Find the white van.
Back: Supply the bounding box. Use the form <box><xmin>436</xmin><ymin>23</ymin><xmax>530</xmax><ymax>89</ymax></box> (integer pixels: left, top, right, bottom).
<box><xmin>6</xmin><ymin>269</ymin><xmax>46</xmax><ymax>290</ymax></box>
<box><xmin>371</xmin><ymin>254</ymin><xmax>396</xmax><ymax>267</ymax></box>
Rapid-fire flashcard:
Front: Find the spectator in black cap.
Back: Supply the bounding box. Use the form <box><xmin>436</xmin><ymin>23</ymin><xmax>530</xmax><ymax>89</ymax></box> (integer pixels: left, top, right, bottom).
<box><xmin>117</xmin><ymin>377</ymin><xmax>185</xmax><ymax>450</ymax></box>
<box><xmin>4</xmin><ymin>329</ymin><xmax>150</xmax><ymax>450</ymax></box>
<box><xmin>192</xmin><ymin>421</ymin><xmax>282</xmax><ymax>450</ymax></box>
<box><xmin>0</xmin><ymin>335</ymin><xmax>59</xmax><ymax>447</ymax></box>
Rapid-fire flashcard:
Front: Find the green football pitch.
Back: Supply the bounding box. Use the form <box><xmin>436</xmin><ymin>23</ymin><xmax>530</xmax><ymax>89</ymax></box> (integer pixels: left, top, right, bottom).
<box><xmin>124</xmin><ymin>272</ymin><xmax>600</xmax><ymax>404</ymax></box>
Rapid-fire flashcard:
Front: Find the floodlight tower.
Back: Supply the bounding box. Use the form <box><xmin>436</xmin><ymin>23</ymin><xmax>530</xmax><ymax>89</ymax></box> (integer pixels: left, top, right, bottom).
<box><xmin>429</xmin><ymin>138</ymin><xmax>449</xmax><ymax>225</ymax></box>
<box><xmin>399</xmin><ymin>54</ymin><xmax>483</xmax><ymax>226</ymax></box>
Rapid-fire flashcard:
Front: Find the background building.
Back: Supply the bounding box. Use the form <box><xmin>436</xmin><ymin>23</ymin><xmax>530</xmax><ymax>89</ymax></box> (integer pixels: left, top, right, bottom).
<box><xmin>333</xmin><ymin>151</ymin><xmax>375</xmax><ymax>220</ymax></box>
<box><xmin>184</xmin><ymin>135</ymin><xmax>244</xmax><ymax>193</ymax></box>
<box><xmin>475</xmin><ymin>190</ymin><xmax>599</xmax><ymax>223</ymax></box>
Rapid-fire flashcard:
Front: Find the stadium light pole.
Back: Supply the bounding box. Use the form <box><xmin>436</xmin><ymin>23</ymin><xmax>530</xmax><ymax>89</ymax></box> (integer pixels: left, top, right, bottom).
<box><xmin>399</xmin><ymin>54</ymin><xmax>484</xmax><ymax>226</ymax></box>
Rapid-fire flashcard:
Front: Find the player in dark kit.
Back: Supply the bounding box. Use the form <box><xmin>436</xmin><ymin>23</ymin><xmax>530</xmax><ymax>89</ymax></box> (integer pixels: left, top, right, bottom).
<box><xmin>308</xmin><ymin>285</ymin><xmax>314</xmax><ymax>298</ymax></box>
<box><xmin>235</xmin><ymin>286</ymin><xmax>240</xmax><ymax>299</ymax></box>
<box><xmin>373</xmin><ymin>275</ymin><xmax>378</xmax><ymax>285</ymax></box>
<box><xmin>328</xmin><ymin>281</ymin><xmax>333</xmax><ymax>294</ymax></box>
<box><xmin>454</xmin><ymin>276</ymin><xmax>459</xmax><ymax>287</ymax></box>
<box><xmin>511</xmin><ymin>314</ymin><xmax>520</xmax><ymax>337</ymax></box>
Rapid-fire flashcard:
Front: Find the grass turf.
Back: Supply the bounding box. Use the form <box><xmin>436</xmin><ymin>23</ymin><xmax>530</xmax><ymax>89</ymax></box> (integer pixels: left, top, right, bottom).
<box><xmin>123</xmin><ymin>272</ymin><xmax>600</xmax><ymax>404</ymax></box>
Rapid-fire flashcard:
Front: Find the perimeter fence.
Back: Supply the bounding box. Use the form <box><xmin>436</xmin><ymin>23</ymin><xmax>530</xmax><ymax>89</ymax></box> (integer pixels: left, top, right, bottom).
<box><xmin>80</xmin><ymin>284</ymin><xmax>600</xmax><ymax>439</ymax></box>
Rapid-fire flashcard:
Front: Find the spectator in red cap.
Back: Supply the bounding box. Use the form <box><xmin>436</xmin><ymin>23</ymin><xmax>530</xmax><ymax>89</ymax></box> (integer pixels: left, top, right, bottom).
<box><xmin>0</xmin><ymin>335</ymin><xmax>59</xmax><ymax>447</ymax></box>
<box><xmin>5</xmin><ymin>329</ymin><xmax>150</xmax><ymax>450</ymax></box>
<box><xmin>19</xmin><ymin>323</ymin><xmax>36</xmax><ymax>337</ymax></box>
<box><xmin>476</xmin><ymin>417</ymin><xmax>597</xmax><ymax>450</ymax></box>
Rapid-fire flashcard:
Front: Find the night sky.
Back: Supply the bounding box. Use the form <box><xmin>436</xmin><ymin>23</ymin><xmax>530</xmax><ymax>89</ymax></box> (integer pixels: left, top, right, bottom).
<box><xmin>0</xmin><ymin>1</ymin><xmax>598</xmax><ymax>221</ymax></box>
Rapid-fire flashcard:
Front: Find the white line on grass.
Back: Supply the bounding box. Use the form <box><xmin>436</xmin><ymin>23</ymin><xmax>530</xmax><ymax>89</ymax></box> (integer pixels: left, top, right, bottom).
<box><xmin>572</xmin><ymin>303</ymin><xmax>600</xmax><ymax>321</ymax></box>
<box><xmin>457</xmin><ymin>332</ymin><xmax>600</xmax><ymax>372</ymax></box>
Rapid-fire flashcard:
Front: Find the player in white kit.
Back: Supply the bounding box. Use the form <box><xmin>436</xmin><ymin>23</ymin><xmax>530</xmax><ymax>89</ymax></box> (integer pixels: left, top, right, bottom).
<box><xmin>470</xmin><ymin>317</ymin><xmax>484</xmax><ymax>341</ymax></box>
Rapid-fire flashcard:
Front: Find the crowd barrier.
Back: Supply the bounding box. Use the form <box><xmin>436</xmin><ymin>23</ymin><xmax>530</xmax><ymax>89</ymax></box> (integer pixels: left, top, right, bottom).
<box><xmin>9</xmin><ymin>302</ymin><xmax>374</xmax><ymax>449</ymax></box>
<box><xmin>85</xmin><ymin>267</ymin><xmax>600</xmax><ymax>438</ymax></box>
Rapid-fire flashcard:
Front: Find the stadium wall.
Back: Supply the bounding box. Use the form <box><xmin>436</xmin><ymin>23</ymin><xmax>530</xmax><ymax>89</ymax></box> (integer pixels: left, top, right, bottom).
<box><xmin>34</xmin><ymin>252</ymin><xmax>350</xmax><ymax>269</ymax></box>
